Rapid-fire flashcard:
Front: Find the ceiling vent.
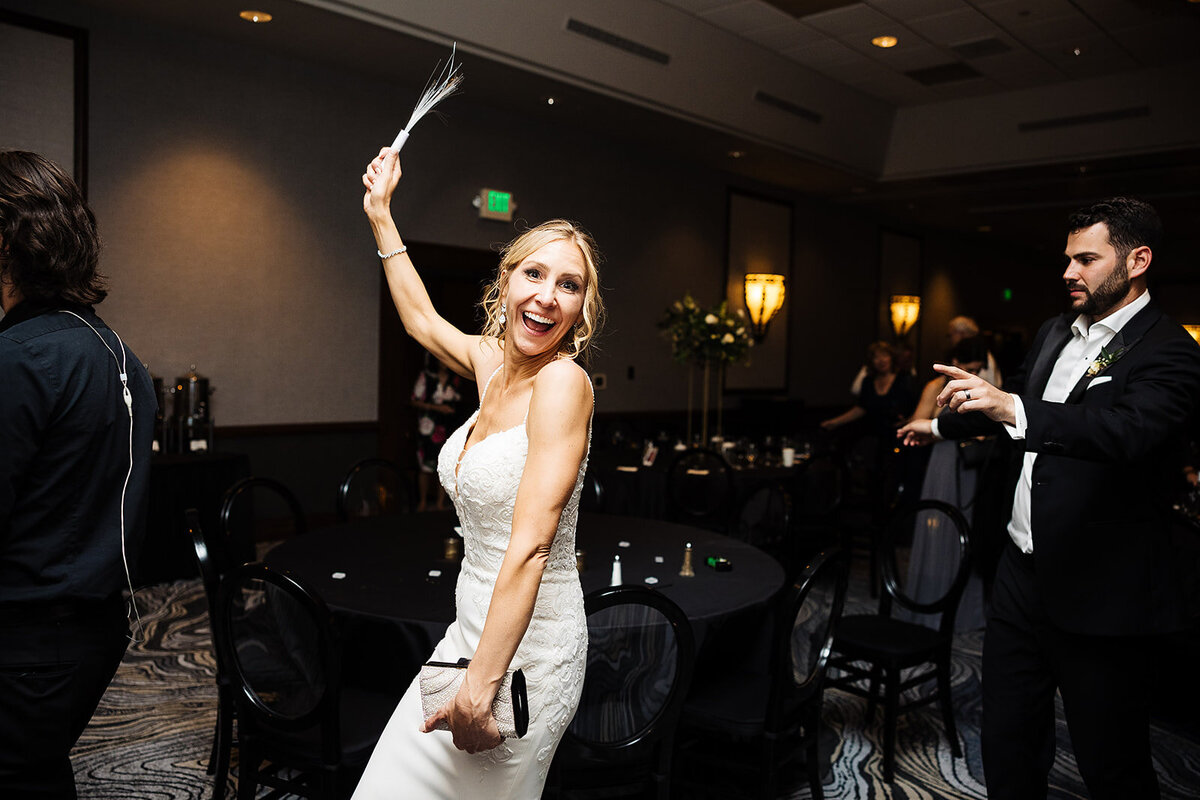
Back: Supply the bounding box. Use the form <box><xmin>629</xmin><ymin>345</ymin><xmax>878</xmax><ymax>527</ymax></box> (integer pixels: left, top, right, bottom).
<box><xmin>905</xmin><ymin>62</ymin><xmax>983</xmax><ymax>86</ymax></box>
<box><xmin>952</xmin><ymin>38</ymin><xmax>1012</xmax><ymax>59</ymax></box>
<box><xmin>754</xmin><ymin>90</ymin><xmax>822</xmax><ymax>124</ymax></box>
<box><xmin>1018</xmin><ymin>106</ymin><xmax>1150</xmax><ymax>132</ymax></box>
<box><xmin>565</xmin><ymin>18</ymin><xmax>670</xmax><ymax>65</ymax></box>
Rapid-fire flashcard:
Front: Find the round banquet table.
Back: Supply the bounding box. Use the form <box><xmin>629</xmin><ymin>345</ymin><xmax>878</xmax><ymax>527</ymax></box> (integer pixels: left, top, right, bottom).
<box><xmin>265</xmin><ymin>510</ymin><xmax>784</xmax><ymax>695</ymax></box>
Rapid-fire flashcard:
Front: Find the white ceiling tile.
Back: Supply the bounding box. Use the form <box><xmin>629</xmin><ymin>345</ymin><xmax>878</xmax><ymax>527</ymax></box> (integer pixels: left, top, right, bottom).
<box><xmin>1070</xmin><ymin>0</ymin><xmax>1151</xmax><ymax>29</ymax></box>
<box><xmin>783</xmin><ymin>36</ymin><xmax>865</xmax><ymax>66</ymax></box>
<box><xmin>864</xmin><ymin>0</ymin><xmax>961</xmax><ymax>21</ymax></box>
<box><xmin>700</xmin><ymin>1</ymin><xmax>795</xmax><ymax>34</ymax></box>
<box><xmin>847</xmin><ymin>38</ymin><xmax>951</xmax><ymax>70</ymax></box>
<box><xmin>975</xmin><ymin>0</ymin><xmax>1078</xmax><ymax>31</ymax></box>
<box><xmin>655</xmin><ymin>0</ymin><xmax>743</xmax><ymax>15</ymax></box>
<box><xmin>908</xmin><ymin>7</ymin><xmax>1003</xmax><ymax>47</ymax></box>
<box><xmin>967</xmin><ymin>49</ymin><xmax>1064</xmax><ymax>88</ymax></box>
<box><xmin>1120</xmin><ymin>22</ymin><xmax>1200</xmax><ymax>69</ymax></box>
<box><xmin>1037</xmin><ymin>35</ymin><xmax>1137</xmax><ymax>78</ymax></box>
<box><xmin>1007</xmin><ymin>13</ymin><xmax>1105</xmax><ymax>47</ymax></box>
<box><xmin>741</xmin><ymin>19</ymin><xmax>827</xmax><ymax>51</ymax></box>
<box><xmin>803</xmin><ymin>3</ymin><xmax>896</xmax><ymax>37</ymax></box>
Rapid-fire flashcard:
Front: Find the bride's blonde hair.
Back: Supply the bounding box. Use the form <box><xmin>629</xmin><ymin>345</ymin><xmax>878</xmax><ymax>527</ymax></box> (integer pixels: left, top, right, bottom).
<box><xmin>480</xmin><ymin>220</ymin><xmax>605</xmax><ymax>364</ymax></box>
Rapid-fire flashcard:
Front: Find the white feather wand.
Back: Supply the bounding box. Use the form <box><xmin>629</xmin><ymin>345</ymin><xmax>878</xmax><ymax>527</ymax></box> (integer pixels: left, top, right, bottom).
<box><xmin>390</xmin><ymin>43</ymin><xmax>464</xmax><ymax>152</ymax></box>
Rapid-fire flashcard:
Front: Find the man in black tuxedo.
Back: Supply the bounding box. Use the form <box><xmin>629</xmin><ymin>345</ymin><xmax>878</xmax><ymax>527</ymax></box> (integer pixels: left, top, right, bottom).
<box><xmin>898</xmin><ymin>197</ymin><xmax>1200</xmax><ymax>799</ymax></box>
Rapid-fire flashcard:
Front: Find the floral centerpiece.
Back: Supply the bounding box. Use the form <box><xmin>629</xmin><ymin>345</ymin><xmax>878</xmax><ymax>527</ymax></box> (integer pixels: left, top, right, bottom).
<box><xmin>659</xmin><ymin>294</ymin><xmax>753</xmax><ymax>365</ymax></box>
<box><xmin>659</xmin><ymin>294</ymin><xmax>753</xmax><ymax>443</ymax></box>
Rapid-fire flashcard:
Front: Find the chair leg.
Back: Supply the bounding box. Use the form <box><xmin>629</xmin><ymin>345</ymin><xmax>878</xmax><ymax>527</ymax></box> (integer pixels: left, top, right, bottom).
<box><xmin>207</xmin><ymin>718</ymin><xmax>218</xmax><ymax>775</ymax></box>
<box><xmin>882</xmin><ymin>667</ymin><xmax>900</xmax><ymax>783</ymax></box>
<box><xmin>212</xmin><ymin>689</ymin><xmax>233</xmax><ymax>800</ymax></box>
<box><xmin>236</xmin><ymin>745</ymin><xmax>258</xmax><ymax>800</ymax></box>
<box><xmin>865</xmin><ymin>663</ymin><xmax>883</xmax><ymax>722</ymax></box>
<box><xmin>805</xmin><ymin>706</ymin><xmax>824</xmax><ymax>800</ymax></box>
<box><xmin>936</xmin><ymin>650</ymin><xmax>962</xmax><ymax>758</ymax></box>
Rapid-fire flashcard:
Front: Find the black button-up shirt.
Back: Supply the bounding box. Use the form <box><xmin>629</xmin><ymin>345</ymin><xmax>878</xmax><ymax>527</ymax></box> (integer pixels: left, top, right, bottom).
<box><xmin>0</xmin><ymin>301</ymin><xmax>156</xmax><ymax>604</ymax></box>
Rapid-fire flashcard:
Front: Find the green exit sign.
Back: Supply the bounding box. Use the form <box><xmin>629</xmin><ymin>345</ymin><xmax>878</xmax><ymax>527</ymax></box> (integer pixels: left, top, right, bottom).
<box><xmin>476</xmin><ymin>188</ymin><xmax>516</xmax><ymax>221</ymax></box>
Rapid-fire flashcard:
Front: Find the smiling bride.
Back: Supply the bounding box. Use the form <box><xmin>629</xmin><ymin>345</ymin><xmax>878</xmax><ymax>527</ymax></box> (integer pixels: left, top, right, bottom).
<box><xmin>353</xmin><ymin>147</ymin><xmax>604</xmax><ymax>799</ymax></box>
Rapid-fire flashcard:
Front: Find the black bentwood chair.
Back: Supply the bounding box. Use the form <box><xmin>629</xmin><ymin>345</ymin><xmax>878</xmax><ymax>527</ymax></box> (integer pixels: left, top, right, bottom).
<box><xmin>677</xmin><ymin>549</ymin><xmax>849</xmax><ymax>800</ymax></box>
<box><xmin>827</xmin><ymin>499</ymin><xmax>973</xmax><ymax>782</ymax></box>
<box><xmin>666</xmin><ymin>447</ymin><xmax>735</xmax><ymax>533</ymax></box>
<box><xmin>336</xmin><ymin>457</ymin><xmax>413</xmax><ymax>522</ymax></box>
<box><xmin>215</xmin><ymin>563</ymin><xmax>392</xmax><ymax>799</ymax></box>
<box><xmin>220</xmin><ymin>476</ymin><xmax>307</xmax><ymax>564</ymax></box>
<box><xmin>184</xmin><ymin>508</ymin><xmax>235</xmax><ymax>800</ymax></box>
<box><xmin>546</xmin><ymin>585</ymin><xmax>696</xmax><ymax>800</ymax></box>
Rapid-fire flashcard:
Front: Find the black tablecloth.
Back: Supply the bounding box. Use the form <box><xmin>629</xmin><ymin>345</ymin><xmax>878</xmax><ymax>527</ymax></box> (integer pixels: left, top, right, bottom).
<box><xmin>265</xmin><ymin>511</ymin><xmax>784</xmax><ymax>694</ymax></box>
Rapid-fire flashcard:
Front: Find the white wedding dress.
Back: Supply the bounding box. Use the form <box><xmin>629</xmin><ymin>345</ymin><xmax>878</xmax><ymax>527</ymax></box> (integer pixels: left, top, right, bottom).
<box><xmin>353</xmin><ymin>367</ymin><xmax>590</xmax><ymax>799</ymax></box>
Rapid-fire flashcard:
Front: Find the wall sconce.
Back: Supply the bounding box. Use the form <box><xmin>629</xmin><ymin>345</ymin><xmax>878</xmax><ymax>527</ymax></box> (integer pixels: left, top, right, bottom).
<box><xmin>1184</xmin><ymin>325</ymin><xmax>1200</xmax><ymax>344</ymax></box>
<box><xmin>890</xmin><ymin>295</ymin><xmax>921</xmax><ymax>337</ymax></box>
<box><xmin>744</xmin><ymin>273</ymin><xmax>786</xmax><ymax>341</ymax></box>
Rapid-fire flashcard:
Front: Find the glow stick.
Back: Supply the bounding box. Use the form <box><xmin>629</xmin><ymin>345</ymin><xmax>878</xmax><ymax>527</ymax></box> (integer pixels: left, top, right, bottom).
<box><xmin>390</xmin><ymin>43</ymin><xmax>464</xmax><ymax>152</ymax></box>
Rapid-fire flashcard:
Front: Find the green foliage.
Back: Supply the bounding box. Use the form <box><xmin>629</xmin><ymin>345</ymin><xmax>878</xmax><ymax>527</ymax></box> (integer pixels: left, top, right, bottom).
<box><xmin>658</xmin><ymin>294</ymin><xmax>753</xmax><ymax>366</ymax></box>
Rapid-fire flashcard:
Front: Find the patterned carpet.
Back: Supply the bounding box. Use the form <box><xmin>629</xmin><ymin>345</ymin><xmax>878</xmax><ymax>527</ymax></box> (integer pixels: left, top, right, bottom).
<box><xmin>72</xmin><ymin>576</ymin><xmax>1200</xmax><ymax>799</ymax></box>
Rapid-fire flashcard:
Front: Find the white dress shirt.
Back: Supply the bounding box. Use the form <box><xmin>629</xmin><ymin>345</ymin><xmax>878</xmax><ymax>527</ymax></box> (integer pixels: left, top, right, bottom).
<box><xmin>1003</xmin><ymin>290</ymin><xmax>1151</xmax><ymax>552</ymax></box>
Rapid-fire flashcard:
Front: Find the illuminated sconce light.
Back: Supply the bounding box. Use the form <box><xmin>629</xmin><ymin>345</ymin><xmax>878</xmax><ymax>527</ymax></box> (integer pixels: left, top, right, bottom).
<box><xmin>744</xmin><ymin>273</ymin><xmax>787</xmax><ymax>341</ymax></box>
<box><xmin>1184</xmin><ymin>324</ymin><xmax>1200</xmax><ymax>344</ymax></box>
<box><xmin>890</xmin><ymin>294</ymin><xmax>921</xmax><ymax>337</ymax></box>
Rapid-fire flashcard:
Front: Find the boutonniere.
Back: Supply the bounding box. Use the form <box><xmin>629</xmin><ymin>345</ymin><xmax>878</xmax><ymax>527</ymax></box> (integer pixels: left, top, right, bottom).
<box><xmin>1086</xmin><ymin>345</ymin><xmax>1126</xmax><ymax>377</ymax></box>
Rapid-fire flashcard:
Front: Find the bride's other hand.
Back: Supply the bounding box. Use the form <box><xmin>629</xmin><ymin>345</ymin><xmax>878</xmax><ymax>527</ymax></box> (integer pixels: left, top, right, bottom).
<box><xmin>420</xmin><ymin>672</ymin><xmax>503</xmax><ymax>753</ymax></box>
<box><xmin>362</xmin><ymin>147</ymin><xmax>401</xmax><ymax>220</ymax></box>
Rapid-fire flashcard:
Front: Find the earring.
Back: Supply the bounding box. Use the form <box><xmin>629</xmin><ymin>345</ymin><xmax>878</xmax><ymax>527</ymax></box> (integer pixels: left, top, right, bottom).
<box><xmin>499</xmin><ymin>306</ymin><xmax>507</xmax><ymax>327</ymax></box>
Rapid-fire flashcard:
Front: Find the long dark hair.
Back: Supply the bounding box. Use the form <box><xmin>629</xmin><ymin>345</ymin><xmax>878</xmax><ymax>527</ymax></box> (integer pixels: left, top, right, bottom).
<box><xmin>0</xmin><ymin>150</ymin><xmax>106</xmax><ymax>305</ymax></box>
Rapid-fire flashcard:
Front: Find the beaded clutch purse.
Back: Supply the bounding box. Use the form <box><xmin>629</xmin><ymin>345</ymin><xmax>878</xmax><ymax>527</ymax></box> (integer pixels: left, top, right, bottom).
<box><xmin>419</xmin><ymin>658</ymin><xmax>529</xmax><ymax>739</ymax></box>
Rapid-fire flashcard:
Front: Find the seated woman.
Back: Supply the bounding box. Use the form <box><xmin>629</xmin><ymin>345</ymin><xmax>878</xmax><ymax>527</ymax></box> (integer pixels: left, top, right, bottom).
<box><xmin>902</xmin><ymin>336</ymin><xmax>993</xmax><ymax>631</ymax></box>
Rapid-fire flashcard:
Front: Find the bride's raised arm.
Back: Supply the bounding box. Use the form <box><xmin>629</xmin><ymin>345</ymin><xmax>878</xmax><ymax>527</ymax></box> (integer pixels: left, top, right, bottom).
<box><xmin>362</xmin><ymin>147</ymin><xmax>489</xmax><ymax>380</ymax></box>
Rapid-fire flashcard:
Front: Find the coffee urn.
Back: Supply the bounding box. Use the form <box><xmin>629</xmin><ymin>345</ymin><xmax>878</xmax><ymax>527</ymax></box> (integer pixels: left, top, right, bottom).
<box><xmin>173</xmin><ymin>365</ymin><xmax>215</xmax><ymax>453</ymax></box>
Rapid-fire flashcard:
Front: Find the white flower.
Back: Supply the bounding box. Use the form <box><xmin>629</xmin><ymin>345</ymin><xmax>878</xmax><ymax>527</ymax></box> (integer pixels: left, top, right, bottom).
<box><xmin>705</xmin><ymin>314</ymin><xmax>719</xmax><ymax>325</ymax></box>
<box><xmin>722</xmin><ymin>333</ymin><xmax>734</xmax><ymax>344</ymax></box>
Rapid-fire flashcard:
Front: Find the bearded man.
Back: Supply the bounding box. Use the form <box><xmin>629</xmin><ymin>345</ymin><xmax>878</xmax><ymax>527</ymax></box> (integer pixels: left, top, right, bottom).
<box><xmin>898</xmin><ymin>197</ymin><xmax>1200</xmax><ymax>799</ymax></box>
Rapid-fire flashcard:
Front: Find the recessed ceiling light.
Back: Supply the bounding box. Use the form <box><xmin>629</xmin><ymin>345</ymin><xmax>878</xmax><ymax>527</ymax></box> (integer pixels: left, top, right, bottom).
<box><xmin>728</xmin><ymin>150</ymin><xmax>745</xmax><ymax>159</ymax></box>
<box><xmin>1071</xmin><ymin>46</ymin><xmax>1083</xmax><ymax>56</ymax></box>
<box><xmin>545</xmin><ymin>97</ymin><xmax>556</xmax><ymax>106</ymax></box>
<box><xmin>871</xmin><ymin>36</ymin><xmax>898</xmax><ymax>48</ymax></box>
<box><xmin>239</xmin><ymin>10</ymin><xmax>273</xmax><ymax>23</ymax></box>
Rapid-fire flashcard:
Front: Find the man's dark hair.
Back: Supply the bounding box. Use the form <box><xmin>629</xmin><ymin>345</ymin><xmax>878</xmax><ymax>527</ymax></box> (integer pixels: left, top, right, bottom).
<box><xmin>0</xmin><ymin>150</ymin><xmax>106</xmax><ymax>306</ymax></box>
<box><xmin>1066</xmin><ymin>196</ymin><xmax>1163</xmax><ymax>261</ymax></box>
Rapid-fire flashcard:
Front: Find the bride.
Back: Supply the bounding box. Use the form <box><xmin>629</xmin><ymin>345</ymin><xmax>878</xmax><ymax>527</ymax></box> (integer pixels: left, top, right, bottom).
<box><xmin>352</xmin><ymin>148</ymin><xmax>604</xmax><ymax>798</ymax></box>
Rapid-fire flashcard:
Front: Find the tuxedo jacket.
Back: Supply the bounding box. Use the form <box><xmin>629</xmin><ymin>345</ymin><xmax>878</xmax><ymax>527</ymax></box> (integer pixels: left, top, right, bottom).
<box><xmin>939</xmin><ymin>300</ymin><xmax>1200</xmax><ymax>636</ymax></box>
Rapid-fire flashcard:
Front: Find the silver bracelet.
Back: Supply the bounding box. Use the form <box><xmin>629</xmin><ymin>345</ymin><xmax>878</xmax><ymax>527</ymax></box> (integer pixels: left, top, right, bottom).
<box><xmin>378</xmin><ymin>245</ymin><xmax>408</xmax><ymax>260</ymax></box>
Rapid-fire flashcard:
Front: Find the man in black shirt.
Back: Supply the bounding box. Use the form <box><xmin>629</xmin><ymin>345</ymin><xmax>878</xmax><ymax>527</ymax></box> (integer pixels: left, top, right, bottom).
<box><xmin>0</xmin><ymin>150</ymin><xmax>156</xmax><ymax>797</ymax></box>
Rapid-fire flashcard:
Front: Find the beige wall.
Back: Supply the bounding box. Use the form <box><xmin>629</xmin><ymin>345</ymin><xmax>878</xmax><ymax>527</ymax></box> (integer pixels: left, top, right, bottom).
<box><xmin>0</xmin><ymin>0</ymin><xmax>916</xmax><ymax>426</ymax></box>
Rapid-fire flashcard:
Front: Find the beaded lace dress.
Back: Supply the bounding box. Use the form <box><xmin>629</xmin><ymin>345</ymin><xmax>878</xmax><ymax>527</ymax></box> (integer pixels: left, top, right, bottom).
<box><xmin>353</xmin><ymin>366</ymin><xmax>589</xmax><ymax>799</ymax></box>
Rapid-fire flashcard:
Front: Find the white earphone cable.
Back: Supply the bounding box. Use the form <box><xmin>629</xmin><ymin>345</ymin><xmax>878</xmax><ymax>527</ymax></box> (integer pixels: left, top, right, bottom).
<box><xmin>59</xmin><ymin>310</ymin><xmax>143</xmax><ymax>642</ymax></box>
